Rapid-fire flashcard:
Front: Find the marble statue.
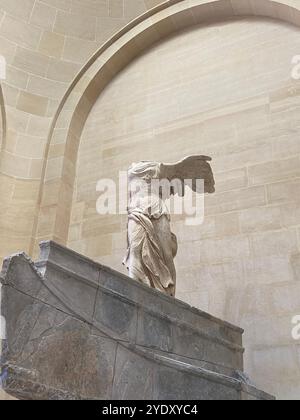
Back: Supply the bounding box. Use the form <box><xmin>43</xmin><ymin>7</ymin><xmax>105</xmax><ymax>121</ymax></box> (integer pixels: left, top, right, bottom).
<box><xmin>123</xmin><ymin>156</ymin><xmax>215</xmax><ymax>297</ymax></box>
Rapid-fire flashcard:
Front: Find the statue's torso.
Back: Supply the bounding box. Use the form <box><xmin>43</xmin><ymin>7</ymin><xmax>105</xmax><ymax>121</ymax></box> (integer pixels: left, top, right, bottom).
<box><xmin>128</xmin><ymin>161</ymin><xmax>170</xmax><ymax>220</ymax></box>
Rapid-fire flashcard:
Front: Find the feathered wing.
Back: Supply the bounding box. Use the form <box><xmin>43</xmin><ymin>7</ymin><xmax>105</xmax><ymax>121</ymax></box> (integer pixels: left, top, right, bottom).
<box><xmin>169</xmin><ymin>155</ymin><xmax>215</xmax><ymax>194</ymax></box>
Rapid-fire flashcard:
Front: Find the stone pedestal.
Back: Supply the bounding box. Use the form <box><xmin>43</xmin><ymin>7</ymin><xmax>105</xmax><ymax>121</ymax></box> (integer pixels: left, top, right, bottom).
<box><xmin>0</xmin><ymin>241</ymin><xmax>274</xmax><ymax>400</ymax></box>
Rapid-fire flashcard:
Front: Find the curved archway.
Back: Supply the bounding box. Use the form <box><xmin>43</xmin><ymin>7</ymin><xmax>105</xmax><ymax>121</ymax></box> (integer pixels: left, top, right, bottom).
<box><xmin>32</xmin><ymin>0</ymin><xmax>300</xmax><ymax>251</ymax></box>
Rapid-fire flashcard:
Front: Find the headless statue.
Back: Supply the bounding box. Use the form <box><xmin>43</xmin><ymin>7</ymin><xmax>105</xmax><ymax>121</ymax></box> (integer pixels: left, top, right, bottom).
<box><xmin>123</xmin><ymin>156</ymin><xmax>215</xmax><ymax>297</ymax></box>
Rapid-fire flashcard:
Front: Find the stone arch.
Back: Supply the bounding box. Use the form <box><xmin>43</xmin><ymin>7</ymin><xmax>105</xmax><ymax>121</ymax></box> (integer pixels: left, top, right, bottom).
<box><xmin>32</xmin><ymin>0</ymin><xmax>300</xmax><ymax>253</ymax></box>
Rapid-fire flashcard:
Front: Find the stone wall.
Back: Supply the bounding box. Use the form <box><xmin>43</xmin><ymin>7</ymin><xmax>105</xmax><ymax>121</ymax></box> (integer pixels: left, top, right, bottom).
<box><xmin>0</xmin><ymin>0</ymin><xmax>164</xmax><ymax>261</ymax></box>
<box><xmin>0</xmin><ymin>241</ymin><xmax>275</xmax><ymax>400</ymax></box>
<box><xmin>69</xmin><ymin>17</ymin><xmax>300</xmax><ymax>399</ymax></box>
<box><xmin>0</xmin><ymin>0</ymin><xmax>300</xmax><ymax>400</ymax></box>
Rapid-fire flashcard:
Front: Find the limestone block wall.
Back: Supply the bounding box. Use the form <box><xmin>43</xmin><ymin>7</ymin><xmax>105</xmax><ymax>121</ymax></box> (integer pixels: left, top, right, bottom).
<box><xmin>69</xmin><ymin>17</ymin><xmax>300</xmax><ymax>399</ymax></box>
<box><xmin>0</xmin><ymin>0</ymin><xmax>164</xmax><ymax>261</ymax></box>
<box><xmin>0</xmin><ymin>0</ymin><xmax>164</xmax><ymax>400</ymax></box>
<box><xmin>1</xmin><ymin>0</ymin><xmax>300</xmax><ymax>401</ymax></box>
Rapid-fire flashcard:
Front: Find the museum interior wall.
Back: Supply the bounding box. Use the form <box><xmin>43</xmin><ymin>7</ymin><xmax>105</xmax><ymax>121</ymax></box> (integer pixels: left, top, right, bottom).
<box><xmin>69</xmin><ymin>17</ymin><xmax>300</xmax><ymax>400</ymax></box>
<box><xmin>1</xmin><ymin>0</ymin><xmax>300</xmax><ymax>400</ymax></box>
<box><xmin>0</xmin><ymin>0</ymin><xmax>163</xmax><ymax>262</ymax></box>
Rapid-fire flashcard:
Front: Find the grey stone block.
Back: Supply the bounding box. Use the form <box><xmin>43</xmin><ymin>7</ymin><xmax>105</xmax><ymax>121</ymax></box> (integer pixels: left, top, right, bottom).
<box><xmin>0</xmin><ymin>241</ymin><xmax>274</xmax><ymax>400</ymax></box>
<box><xmin>0</xmin><ymin>253</ymin><xmax>43</xmax><ymax>297</ymax></box>
<box><xmin>172</xmin><ymin>324</ymin><xmax>243</xmax><ymax>371</ymax></box>
<box><xmin>35</xmin><ymin>278</ymin><xmax>77</xmax><ymax>318</ymax></box>
<box><xmin>23</xmin><ymin>316</ymin><xmax>90</xmax><ymax>395</ymax></box>
<box><xmin>99</xmin><ymin>266</ymin><xmax>140</xmax><ymax>302</ymax></box>
<box><xmin>1</xmin><ymin>285</ymin><xmax>43</xmax><ymax>361</ymax></box>
<box><xmin>136</xmin><ymin>310</ymin><xmax>174</xmax><ymax>352</ymax></box>
<box><xmin>80</xmin><ymin>335</ymin><xmax>117</xmax><ymax>400</ymax></box>
<box><xmin>154</xmin><ymin>367</ymin><xmax>240</xmax><ymax>401</ymax></box>
<box><xmin>42</xmin><ymin>264</ymin><xmax>98</xmax><ymax>321</ymax></box>
<box><xmin>92</xmin><ymin>288</ymin><xmax>138</xmax><ymax>342</ymax></box>
<box><xmin>3</xmin><ymin>365</ymin><xmax>80</xmax><ymax>400</ymax></box>
<box><xmin>140</xmin><ymin>347</ymin><xmax>235</xmax><ymax>377</ymax></box>
<box><xmin>175</xmin><ymin>304</ymin><xmax>243</xmax><ymax>348</ymax></box>
<box><xmin>38</xmin><ymin>241</ymin><xmax>100</xmax><ymax>286</ymax></box>
<box><xmin>112</xmin><ymin>344</ymin><xmax>156</xmax><ymax>400</ymax></box>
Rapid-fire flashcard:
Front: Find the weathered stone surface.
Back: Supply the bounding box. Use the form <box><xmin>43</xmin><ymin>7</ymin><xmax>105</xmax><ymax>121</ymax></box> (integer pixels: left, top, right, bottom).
<box><xmin>0</xmin><ymin>241</ymin><xmax>274</xmax><ymax>400</ymax></box>
<box><xmin>1</xmin><ymin>254</ymin><xmax>43</xmax><ymax>297</ymax></box>
<box><xmin>112</xmin><ymin>345</ymin><xmax>156</xmax><ymax>400</ymax></box>
<box><xmin>24</xmin><ymin>317</ymin><xmax>90</xmax><ymax>395</ymax></box>
<box><xmin>172</xmin><ymin>324</ymin><xmax>243</xmax><ymax>372</ymax></box>
<box><xmin>92</xmin><ymin>288</ymin><xmax>137</xmax><ymax>342</ymax></box>
<box><xmin>100</xmin><ymin>266</ymin><xmax>140</xmax><ymax>302</ymax></box>
<box><xmin>42</xmin><ymin>265</ymin><xmax>98</xmax><ymax>320</ymax></box>
<box><xmin>80</xmin><ymin>335</ymin><xmax>117</xmax><ymax>400</ymax></box>
<box><xmin>137</xmin><ymin>310</ymin><xmax>173</xmax><ymax>352</ymax></box>
<box><xmin>1</xmin><ymin>286</ymin><xmax>42</xmax><ymax>362</ymax></box>
<box><xmin>38</xmin><ymin>241</ymin><xmax>100</xmax><ymax>285</ymax></box>
<box><xmin>154</xmin><ymin>367</ymin><xmax>240</xmax><ymax>401</ymax></box>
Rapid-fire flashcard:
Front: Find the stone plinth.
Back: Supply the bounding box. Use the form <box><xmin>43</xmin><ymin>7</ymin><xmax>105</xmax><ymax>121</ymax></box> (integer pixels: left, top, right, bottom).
<box><xmin>0</xmin><ymin>241</ymin><xmax>274</xmax><ymax>400</ymax></box>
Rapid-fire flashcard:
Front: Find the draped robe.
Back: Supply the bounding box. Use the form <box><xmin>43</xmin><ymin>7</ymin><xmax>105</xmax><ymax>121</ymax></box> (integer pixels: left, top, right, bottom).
<box><xmin>123</xmin><ymin>161</ymin><xmax>178</xmax><ymax>297</ymax></box>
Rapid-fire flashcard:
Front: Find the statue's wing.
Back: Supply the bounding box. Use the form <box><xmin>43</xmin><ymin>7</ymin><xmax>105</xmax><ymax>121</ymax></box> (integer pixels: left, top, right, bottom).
<box><xmin>172</xmin><ymin>155</ymin><xmax>215</xmax><ymax>194</ymax></box>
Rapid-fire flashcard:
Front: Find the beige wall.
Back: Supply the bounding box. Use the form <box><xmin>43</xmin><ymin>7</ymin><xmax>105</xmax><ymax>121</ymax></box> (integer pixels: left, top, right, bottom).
<box><xmin>0</xmin><ymin>0</ymin><xmax>164</xmax><ymax>262</ymax></box>
<box><xmin>69</xmin><ymin>17</ymin><xmax>300</xmax><ymax>399</ymax></box>
<box><xmin>1</xmin><ymin>0</ymin><xmax>300</xmax><ymax>401</ymax></box>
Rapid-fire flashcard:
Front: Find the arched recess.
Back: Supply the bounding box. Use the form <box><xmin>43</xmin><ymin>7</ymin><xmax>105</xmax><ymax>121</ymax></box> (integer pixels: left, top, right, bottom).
<box><xmin>31</xmin><ymin>0</ymin><xmax>300</xmax><ymax>254</ymax></box>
